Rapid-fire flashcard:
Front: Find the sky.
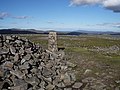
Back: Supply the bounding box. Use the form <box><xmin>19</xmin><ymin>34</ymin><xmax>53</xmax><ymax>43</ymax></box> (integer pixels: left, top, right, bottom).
<box><xmin>0</xmin><ymin>0</ymin><xmax>120</xmax><ymax>32</ymax></box>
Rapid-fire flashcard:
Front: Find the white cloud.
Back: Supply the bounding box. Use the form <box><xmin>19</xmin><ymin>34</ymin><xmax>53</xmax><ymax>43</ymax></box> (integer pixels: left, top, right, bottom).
<box><xmin>96</xmin><ymin>22</ymin><xmax>120</xmax><ymax>28</ymax></box>
<box><xmin>0</xmin><ymin>12</ymin><xmax>9</xmax><ymax>20</ymax></box>
<box><xmin>103</xmin><ymin>0</ymin><xmax>120</xmax><ymax>12</ymax></box>
<box><xmin>12</xmin><ymin>16</ymin><xmax>29</xmax><ymax>19</ymax></box>
<box><xmin>70</xmin><ymin>0</ymin><xmax>102</xmax><ymax>6</ymax></box>
<box><xmin>70</xmin><ymin>0</ymin><xmax>120</xmax><ymax>12</ymax></box>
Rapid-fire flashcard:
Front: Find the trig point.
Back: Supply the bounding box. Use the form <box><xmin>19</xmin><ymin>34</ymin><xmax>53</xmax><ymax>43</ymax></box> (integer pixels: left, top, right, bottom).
<box><xmin>48</xmin><ymin>32</ymin><xmax>58</xmax><ymax>52</ymax></box>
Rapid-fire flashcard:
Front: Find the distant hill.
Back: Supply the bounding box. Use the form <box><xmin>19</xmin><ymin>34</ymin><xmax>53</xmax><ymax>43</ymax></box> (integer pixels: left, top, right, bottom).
<box><xmin>0</xmin><ymin>28</ymin><xmax>120</xmax><ymax>35</ymax></box>
<box><xmin>0</xmin><ymin>29</ymin><xmax>44</xmax><ymax>34</ymax></box>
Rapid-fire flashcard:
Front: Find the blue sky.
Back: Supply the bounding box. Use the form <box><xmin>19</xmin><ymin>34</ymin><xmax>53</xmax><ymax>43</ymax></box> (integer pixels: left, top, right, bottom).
<box><xmin>0</xmin><ymin>0</ymin><xmax>120</xmax><ymax>32</ymax></box>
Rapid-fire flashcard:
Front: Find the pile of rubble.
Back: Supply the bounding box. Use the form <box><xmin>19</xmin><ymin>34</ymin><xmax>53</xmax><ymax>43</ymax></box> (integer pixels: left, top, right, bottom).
<box><xmin>0</xmin><ymin>35</ymin><xmax>77</xmax><ymax>90</ymax></box>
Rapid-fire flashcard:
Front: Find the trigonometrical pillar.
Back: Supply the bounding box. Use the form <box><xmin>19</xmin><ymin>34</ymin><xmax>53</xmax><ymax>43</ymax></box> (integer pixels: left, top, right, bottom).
<box><xmin>48</xmin><ymin>32</ymin><xmax>58</xmax><ymax>52</ymax></box>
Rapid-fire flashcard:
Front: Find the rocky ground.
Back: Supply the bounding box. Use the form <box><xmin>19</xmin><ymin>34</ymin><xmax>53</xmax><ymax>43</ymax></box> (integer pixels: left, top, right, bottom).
<box><xmin>1</xmin><ymin>34</ymin><xmax>120</xmax><ymax>90</ymax></box>
<box><xmin>0</xmin><ymin>35</ymin><xmax>78</xmax><ymax>90</ymax></box>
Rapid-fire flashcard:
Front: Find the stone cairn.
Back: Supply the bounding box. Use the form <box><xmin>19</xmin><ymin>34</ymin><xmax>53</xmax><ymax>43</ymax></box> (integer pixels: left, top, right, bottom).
<box><xmin>0</xmin><ymin>34</ymin><xmax>77</xmax><ymax>90</ymax></box>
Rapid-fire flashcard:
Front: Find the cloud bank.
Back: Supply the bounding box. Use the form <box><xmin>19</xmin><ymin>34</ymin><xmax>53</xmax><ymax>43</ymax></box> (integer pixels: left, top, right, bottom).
<box><xmin>70</xmin><ymin>0</ymin><xmax>120</xmax><ymax>12</ymax></box>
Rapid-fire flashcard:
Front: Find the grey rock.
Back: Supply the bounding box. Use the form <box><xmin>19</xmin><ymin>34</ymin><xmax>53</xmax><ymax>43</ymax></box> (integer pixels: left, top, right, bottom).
<box><xmin>84</xmin><ymin>69</ymin><xmax>93</xmax><ymax>75</ymax></box>
<box><xmin>72</xmin><ymin>82</ymin><xmax>83</xmax><ymax>89</ymax></box>
<box><xmin>39</xmin><ymin>81</ymin><xmax>45</xmax><ymax>89</ymax></box>
<box><xmin>14</xmin><ymin>53</ymin><xmax>19</xmax><ymax>62</ymax></box>
<box><xmin>19</xmin><ymin>62</ymin><xmax>29</xmax><ymax>70</ymax></box>
<box><xmin>42</xmin><ymin>68</ymin><xmax>52</xmax><ymax>77</ymax></box>
<box><xmin>66</xmin><ymin>62</ymin><xmax>76</xmax><ymax>68</ymax></box>
<box><xmin>10</xmin><ymin>46</ymin><xmax>16</xmax><ymax>55</ymax></box>
<box><xmin>23</xmin><ymin>54</ymin><xmax>31</xmax><ymax>60</ymax></box>
<box><xmin>21</xmin><ymin>59</ymin><xmax>26</xmax><ymax>64</ymax></box>
<box><xmin>57</xmin><ymin>82</ymin><xmax>65</xmax><ymax>88</ymax></box>
<box><xmin>3</xmin><ymin>61</ymin><xmax>13</xmax><ymax>70</ymax></box>
<box><xmin>46</xmin><ymin>83</ymin><xmax>55</xmax><ymax>90</ymax></box>
<box><xmin>10</xmin><ymin>70</ymin><xmax>25</xmax><ymax>79</ymax></box>
<box><xmin>19</xmin><ymin>47</ymin><xmax>24</xmax><ymax>55</ymax></box>
<box><xmin>115</xmin><ymin>87</ymin><xmax>120</xmax><ymax>90</ymax></box>
<box><xmin>6</xmin><ymin>36</ymin><xmax>12</xmax><ymax>40</ymax></box>
<box><xmin>0</xmin><ymin>48</ymin><xmax>9</xmax><ymax>54</ymax></box>
<box><xmin>25</xmin><ymin>76</ymin><xmax>40</xmax><ymax>86</ymax></box>
<box><xmin>64</xmin><ymin>88</ymin><xmax>72</xmax><ymax>90</ymax></box>
<box><xmin>63</xmin><ymin>73</ymin><xmax>72</xmax><ymax>86</ymax></box>
<box><xmin>82</xmin><ymin>77</ymin><xmax>96</xmax><ymax>83</ymax></box>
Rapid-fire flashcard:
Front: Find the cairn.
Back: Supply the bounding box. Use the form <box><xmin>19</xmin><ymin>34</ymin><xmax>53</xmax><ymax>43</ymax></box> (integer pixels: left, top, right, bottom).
<box><xmin>0</xmin><ymin>34</ymin><xmax>77</xmax><ymax>90</ymax></box>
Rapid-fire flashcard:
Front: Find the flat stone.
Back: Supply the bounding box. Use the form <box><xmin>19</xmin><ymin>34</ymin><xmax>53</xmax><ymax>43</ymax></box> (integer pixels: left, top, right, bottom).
<box><xmin>10</xmin><ymin>70</ymin><xmax>25</xmax><ymax>79</ymax></box>
<box><xmin>69</xmin><ymin>73</ymin><xmax>76</xmax><ymax>82</ymax></box>
<box><xmin>82</xmin><ymin>77</ymin><xmax>96</xmax><ymax>83</ymax></box>
<box><xmin>0</xmin><ymin>48</ymin><xmax>9</xmax><ymax>54</ymax></box>
<box><xmin>14</xmin><ymin>53</ymin><xmax>19</xmax><ymax>62</ymax></box>
<box><xmin>30</xmin><ymin>68</ymin><xmax>37</xmax><ymax>73</ymax></box>
<box><xmin>39</xmin><ymin>81</ymin><xmax>45</xmax><ymax>89</ymax></box>
<box><xmin>6</xmin><ymin>36</ymin><xmax>12</xmax><ymax>40</ymax></box>
<box><xmin>19</xmin><ymin>62</ymin><xmax>29</xmax><ymax>70</ymax></box>
<box><xmin>57</xmin><ymin>82</ymin><xmax>65</xmax><ymax>88</ymax></box>
<box><xmin>66</xmin><ymin>62</ymin><xmax>76</xmax><ymax>68</ymax></box>
<box><xmin>43</xmin><ymin>77</ymin><xmax>52</xmax><ymax>83</ymax></box>
<box><xmin>19</xmin><ymin>47</ymin><xmax>24</xmax><ymax>54</ymax></box>
<box><xmin>25</xmin><ymin>77</ymin><xmax>39</xmax><ymax>85</ymax></box>
<box><xmin>72</xmin><ymin>82</ymin><xmax>83</xmax><ymax>89</ymax></box>
<box><xmin>10</xmin><ymin>46</ymin><xmax>16</xmax><ymax>55</ymax></box>
<box><xmin>64</xmin><ymin>88</ymin><xmax>72</xmax><ymax>90</ymax></box>
<box><xmin>46</xmin><ymin>84</ymin><xmax>55</xmax><ymax>90</ymax></box>
<box><xmin>3</xmin><ymin>61</ymin><xmax>13</xmax><ymax>70</ymax></box>
<box><xmin>0</xmin><ymin>69</ymin><xmax>4</xmax><ymax>77</ymax></box>
<box><xmin>42</xmin><ymin>68</ymin><xmax>52</xmax><ymax>77</ymax></box>
<box><xmin>15</xmin><ymin>40</ymin><xmax>23</xmax><ymax>44</ymax></box>
<box><xmin>84</xmin><ymin>69</ymin><xmax>93</xmax><ymax>75</ymax></box>
<box><xmin>23</xmin><ymin>54</ymin><xmax>31</xmax><ymax>60</ymax></box>
<box><xmin>63</xmin><ymin>73</ymin><xmax>71</xmax><ymax>86</ymax></box>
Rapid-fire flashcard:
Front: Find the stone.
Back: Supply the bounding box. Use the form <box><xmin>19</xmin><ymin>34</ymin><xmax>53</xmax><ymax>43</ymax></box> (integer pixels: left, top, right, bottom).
<box><xmin>19</xmin><ymin>62</ymin><xmax>29</xmax><ymax>70</ymax></box>
<box><xmin>46</xmin><ymin>84</ymin><xmax>55</xmax><ymax>90</ymax></box>
<box><xmin>42</xmin><ymin>68</ymin><xmax>52</xmax><ymax>77</ymax></box>
<box><xmin>25</xmin><ymin>77</ymin><xmax>36</xmax><ymax>85</ymax></box>
<box><xmin>57</xmin><ymin>82</ymin><xmax>65</xmax><ymax>88</ymax></box>
<box><xmin>66</xmin><ymin>62</ymin><xmax>76</xmax><ymax>68</ymax></box>
<box><xmin>84</xmin><ymin>69</ymin><xmax>93</xmax><ymax>75</ymax></box>
<box><xmin>10</xmin><ymin>70</ymin><xmax>25</xmax><ymax>79</ymax></box>
<box><xmin>63</xmin><ymin>73</ymin><xmax>72</xmax><ymax>86</ymax></box>
<box><xmin>115</xmin><ymin>87</ymin><xmax>120</xmax><ymax>90</ymax></box>
<box><xmin>43</xmin><ymin>77</ymin><xmax>52</xmax><ymax>83</ymax></box>
<box><xmin>64</xmin><ymin>88</ymin><xmax>72</xmax><ymax>90</ymax></box>
<box><xmin>21</xmin><ymin>59</ymin><xmax>26</xmax><ymax>64</ymax></box>
<box><xmin>0</xmin><ymin>48</ymin><xmax>9</xmax><ymax>55</ymax></box>
<box><xmin>82</xmin><ymin>77</ymin><xmax>96</xmax><ymax>83</ymax></box>
<box><xmin>23</xmin><ymin>54</ymin><xmax>31</xmax><ymax>60</ymax></box>
<box><xmin>6</xmin><ymin>36</ymin><xmax>12</xmax><ymax>40</ymax></box>
<box><xmin>72</xmin><ymin>82</ymin><xmax>83</xmax><ymax>89</ymax></box>
<box><xmin>19</xmin><ymin>47</ymin><xmax>24</xmax><ymax>55</ymax></box>
<box><xmin>0</xmin><ymin>69</ymin><xmax>4</xmax><ymax>77</ymax></box>
<box><xmin>10</xmin><ymin>46</ymin><xmax>16</xmax><ymax>55</ymax></box>
<box><xmin>3</xmin><ymin>61</ymin><xmax>13</xmax><ymax>70</ymax></box>
<box><xmin>14</xmin><ymin>53</ymin><xmax>19</xmax><ymax>62</ymax></box>
<box><xmin>39</xmin><ymin>81</ymin><xmax>45</xmax><ymax>89</ymax></box>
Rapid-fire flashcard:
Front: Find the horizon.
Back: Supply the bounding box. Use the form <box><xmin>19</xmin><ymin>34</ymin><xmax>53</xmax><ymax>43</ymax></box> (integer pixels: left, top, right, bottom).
<box><xmin>0</xmin><ymin>0</ymin><xmax>120</xmax><ymax>32</ymax></box>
